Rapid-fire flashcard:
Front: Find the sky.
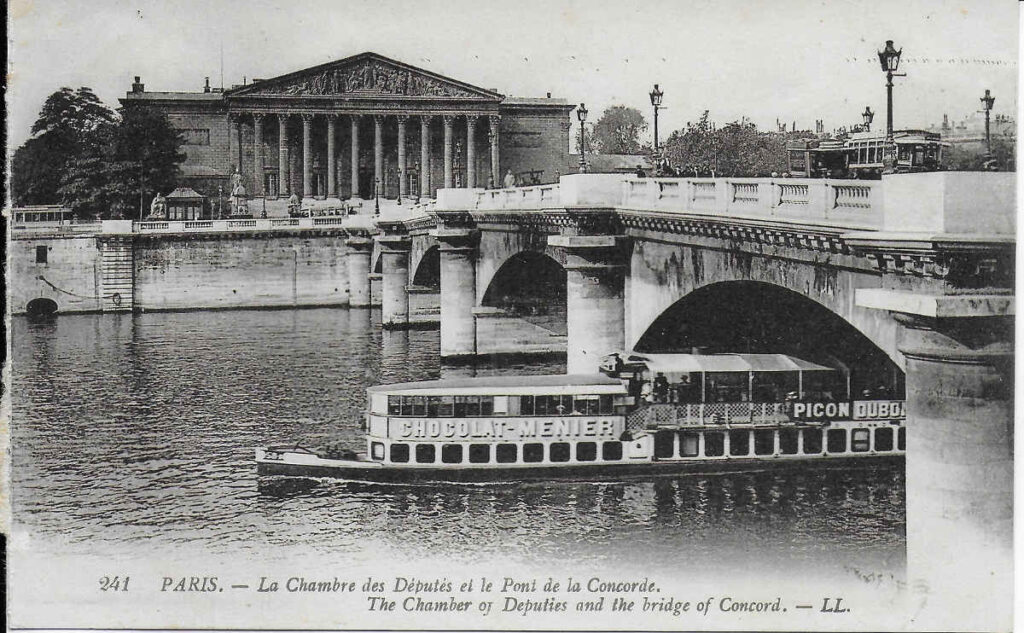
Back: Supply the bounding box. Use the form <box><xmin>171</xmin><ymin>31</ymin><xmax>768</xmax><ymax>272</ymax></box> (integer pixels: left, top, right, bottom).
<box><xmin>6</xmin><ymin>0</ymin><xmax>1020</xmax><ymax>151</ymax></box>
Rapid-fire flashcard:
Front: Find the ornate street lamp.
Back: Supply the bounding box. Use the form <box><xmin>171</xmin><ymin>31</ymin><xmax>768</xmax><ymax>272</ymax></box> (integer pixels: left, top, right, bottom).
<box><xmin>980</xmin><ymin>89</ymin><xmax>995</xmax><ymax>160</ymax></box>
<box><xmin>649</xmin><ymin>84</ymin><xmax>664</xmax><ymax>152</ymax></box>
<box><xmin>861</xmin><ymin>106</ymin><xmax>875</xmax><ymax>132</ymax></box>
<box><xmin>877</xmin><ymin>39</ymin><xmax>904</xmax><ymax>173</ymax></box>
<box><xmin>577</xmin><ymin>103</ymin><xmax>589</xmax><ymax>173</ymax></box>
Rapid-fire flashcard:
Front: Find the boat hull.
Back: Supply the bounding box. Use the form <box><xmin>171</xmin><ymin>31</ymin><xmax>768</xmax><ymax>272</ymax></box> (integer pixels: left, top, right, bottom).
<box><xmin>256</xmin><ymin>451</ymin><xmax>904</xmax><ymax>484</ymax></box>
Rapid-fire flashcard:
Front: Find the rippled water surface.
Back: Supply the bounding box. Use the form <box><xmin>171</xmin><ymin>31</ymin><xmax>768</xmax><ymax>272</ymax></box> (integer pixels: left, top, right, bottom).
<box><xmin>10</xmin><ymin>309</ymin><xmax>905</xmax><ymax>576</ymax></box>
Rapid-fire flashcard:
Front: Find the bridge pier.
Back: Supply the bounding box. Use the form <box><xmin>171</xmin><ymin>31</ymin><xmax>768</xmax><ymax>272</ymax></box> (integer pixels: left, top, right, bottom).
<box><xmin>345</xmin><ymin>236</ymin><xmax>373</xmax><ymax>308</ymax></box>
<box><xmin>434</xmin><ymin>228</ymin><xmax>477</xmax><ymax>358</ymax></box>
<box><xmin>375</xmin><ymin>227</ymin><xmax>411</xmax><ymax>328</ymax></box>
<box><xmin>549</xmin><ymin>235</ymin><xmax>626</xmax><ymax>374</ymax></box>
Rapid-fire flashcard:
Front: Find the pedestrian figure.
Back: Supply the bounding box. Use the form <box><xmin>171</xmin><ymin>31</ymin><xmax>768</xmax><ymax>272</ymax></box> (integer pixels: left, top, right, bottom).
<box><xmin>503</xmin><ymin>169</ymin><xmax>516</xmax><ymax>188</ymax></box>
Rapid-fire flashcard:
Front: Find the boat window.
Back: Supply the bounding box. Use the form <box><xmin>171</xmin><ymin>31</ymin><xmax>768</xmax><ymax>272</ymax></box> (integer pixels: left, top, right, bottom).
<box><xmin>390</xmin><ymin>443</ymin><xmax>410</xmax><ymax>463</ymax></box>
<box><xmin>754</xmin><ymin>430</ymin><xmax>775</xmax><ymax>455</ymax></box>
<box><xmin>752</xmin><ymin>371</ymin><xmax>798</xmax><ymax>403</ymax></box>
<box><xmin>492</xmin><ymin>396</ymin><xmax>509</xmax><ymax>415</ymax></box>
<box><xmin>496</xmin><ymin>444</ymin><xmax>518</xmax><ymax>463</ymax></box>
<box><xmin>802</xmin><ymin>429</ymin><xmax>823</xmax><ymax>454</ymax></box>
<box><xmin>480</xmin><ymin>396</ymin><xmax>494</xmax><ymax>416</ymax></box>
<box><xmin>599</xmin><ymin>395</ymin><xmax>614</xmax><ymax>414</ymax></box>
<box><xmin>411</xmin><ymin>396</ymin><xmax>426</xmax><ymax>417</ymax></box>
<box><xmin>704</xmin><ymin>432</ymin><xmax>725</xmax><ymax>457</ymax></box>
<box><xmin>549</xmin><ymin>442</ymin><xmax>571</xmax><ymax>462</ymax></box>
<box><xmin>400</xmin><ymin>397</ymin><xmax>414</xmax><ymax>416</ymax></box>
<box><xmin>534</xmin><ymin>396</ymin><xmax>548</xmax><ymax>415</ymax></box>
<box><xmin>602</xmin><ymin>441</ymin><xmax>623</xmax><ymax>461</ymax></box>
<box><xmin>654</xmin><ymin>431</ymin><xmax>675</xmax><ymax>458</ymax></box>
<box><xmin>523</xmin><ymin>443</ymin><xmax>544</xmax><ymax>463</ymax></box>
<box><xmin>851</xmin><ymin>429</ymin><xmax>870</xmax><ymax>452</ymax></box>
<box><xmin>427</xmin><ymin>396</ymin><xmax>441</xmax><ymax>417</ymax></box>
<box><xmin>680</xmin><ymin>432</ymin><xmax>700</xmax><ymax>457</ymax></box>
<box><xmin>874</xmin><ymin>427</ymin><xmax>894</xmax><ymax>452</ymax></box>
<box><xmin>415</xmin><ymin>444</ymin><xmax>435</xmax><ymax>463</ymax></box>
<box><xmin>469</xmin><ymin>444</ymin><xmax>490</xmax><ymax>464</ymax></box>
<box><xmin>897</xmin><ymin>427</ymin><xmax>905</xmax><ymax>450</ymax></box>
<box><xmin>560</xmin><ymin>395</ymin><xmax>573</xmax><ymax>414</ymax></box>
<box><xmin>802</xmin><ymin>370</ymin><xmax>845</xmax><ymax>401</ymax></box>
<box><xmin>779</xmin><ymin>429</ymin><xmax>799</xmax><ymax>454</ymax></box>
<box><xmin>439</xmin><ymin>395</ymin><xmax>454</xmax><ymax>417</ymax></box>
<box><xmin>388</xmin><ymin>396</ymin><xmax>401</xmax><ymax>415</ymax></box>
<box><xmin>705</xmin><ymin>372</ymin><xmax>749</xmax><ymax>403</ymax></box>
<box><xmin>729</xmin><ymin>430</ymin><xmax>750</xmax><ymax>456</ymax></box>
<box><xmin>441</xmin><ymin>444</ymin><xmax>463</xmax><ymax>464</ymax></box>
<box><xmin>573</xmin><ymin>395</ymin><xmax>595</xmax><ymax>415</ymax></box>
<box><xmin>675</xmin><ymin>375</ymin><xmax>702</xmax><ymax>403</ymax></box>
<box><xmin>576</xmin><ymin>442</ymin><xmax>597</xmax><ymax>462</ymax></box>
<box><xmin>455</xmin><ymin>396</ymin><xmax>480</xmax><ymax>417</ymax></box>
<box><xmin>371</xmin><ymin>442</ymin><xmax>384</xmax><ymax>461</ymax></box>
<box><xmin>827</xmin><ymin>429</ymin><xmax>847</xmax><ymax>453</ymax></box>
<box><xmin>520</xmin><ymin>395</ymin><xmax>535</xmax><ymax>415</ymax></box>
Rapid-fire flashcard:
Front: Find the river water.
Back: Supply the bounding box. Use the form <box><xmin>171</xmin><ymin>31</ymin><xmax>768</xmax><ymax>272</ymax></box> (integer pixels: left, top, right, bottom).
<box><xmin>8</xmin><ymin>308</ymin><xmax>907</xmax><ymax>628</ymax></box>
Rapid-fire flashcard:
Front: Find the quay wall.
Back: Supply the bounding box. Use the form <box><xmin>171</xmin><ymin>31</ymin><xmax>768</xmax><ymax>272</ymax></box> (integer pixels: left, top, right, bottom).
<box><xmin>9</xmin><ymin>236</ymin><xmax>103</xmax><ymax>314</ymax></box>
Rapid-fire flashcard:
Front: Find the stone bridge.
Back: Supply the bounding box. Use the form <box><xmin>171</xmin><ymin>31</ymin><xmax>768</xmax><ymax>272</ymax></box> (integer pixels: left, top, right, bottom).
<box><xmin>371</xmin><ymin>171</ymin><xmax>1013</xmax><ymax>622</ymax></box>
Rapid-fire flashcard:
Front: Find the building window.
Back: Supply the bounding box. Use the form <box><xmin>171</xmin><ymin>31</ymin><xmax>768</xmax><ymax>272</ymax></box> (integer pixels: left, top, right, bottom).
<box><xmin>576</xmin><ymin>442</ymin><xmax>597</xmax><ymax>462</ymax></box>
<box><xmin>469</xmin><ymin>444</ymin><xmax>490</xmax><ymax>464</ymax></box>
<box><xmin>415</xmin><ymin>444</ymin><xmax>435</xmax><ymax>464</ymax></box>
<box><xmin>523</xmin><ymin>443</ymin><xmax>544</xmax><ymax>463</ymax></box>
<box><xmin>390</xmin><ymin>443</ymin><xmax>410</xmax><ymax>463</ymax></box>
<box><xmin>441</xmin><ymin>444</ymin><xmax>463</xmax><ymax>464</ymax></box>
<box><xmin>182</xmin><ymin>129</ymin><xmax>210</xmax><ymax>145</ymax></box>
<box><xmin>549</xmin><ymin>442</ymin><xmax>570</xmax><ymax>462</ymax></box>
<box><xmin>496</xmin><ymin>444</ymin><xmax>517</xmax><ymax>463</ymax></box>
<box><xmin>35</xmin><ymin>245</ymin><xmax>47</xmax><ymax>264</ymax></box>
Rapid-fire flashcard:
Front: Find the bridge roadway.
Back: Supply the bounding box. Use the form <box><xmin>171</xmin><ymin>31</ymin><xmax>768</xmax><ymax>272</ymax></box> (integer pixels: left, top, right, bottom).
<box><xmin>9</xmin><ymin>171</ymin><xmax>1014</xmax><ymax>627</ymax></box>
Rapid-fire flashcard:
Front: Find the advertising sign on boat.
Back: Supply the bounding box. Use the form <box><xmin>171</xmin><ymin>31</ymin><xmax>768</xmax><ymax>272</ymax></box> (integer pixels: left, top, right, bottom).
<box><xmin>388</xmin><ymin>416</ymin><xmax>624</xmax><ymax>441</ymax></box>
<box><xmin>790</xmin><ymin>400</ymin><xmax>905</xmax><ymax>421</ymax></box>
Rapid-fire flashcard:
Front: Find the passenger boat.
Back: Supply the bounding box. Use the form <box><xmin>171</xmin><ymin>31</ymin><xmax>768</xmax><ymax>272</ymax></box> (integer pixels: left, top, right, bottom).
<box><xmin>255</xmin><ymin>352</ymin><xmax>906</xmax><ymax>482</ymax></box>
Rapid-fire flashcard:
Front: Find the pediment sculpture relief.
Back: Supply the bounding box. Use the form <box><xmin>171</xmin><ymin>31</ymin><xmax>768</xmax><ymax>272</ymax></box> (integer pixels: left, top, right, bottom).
<box><xmin>253</xmin><ymin>60</ymin><xmax>482</xmax><ymax>98</ymax></box>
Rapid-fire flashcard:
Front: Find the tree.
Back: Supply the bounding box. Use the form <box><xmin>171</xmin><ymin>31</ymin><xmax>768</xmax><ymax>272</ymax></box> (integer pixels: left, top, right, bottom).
<box><xmin>12</xmin><ymin>87</ymin><xmax>117</xmax><ymax>206</ymax></box>
<box><xmin>663</xmin><ymin>111</ymin><xmax>790</xmax><ymax>177</ymax></box>
<box><xmin>591</xmin><ymin>105</ymin><xmax>648</xmax><ymax>154</ymax></box>
<box><xmin>59</xmin><ymin>107</ymin><xmax>185</xmax><ymax>219</ymax></box>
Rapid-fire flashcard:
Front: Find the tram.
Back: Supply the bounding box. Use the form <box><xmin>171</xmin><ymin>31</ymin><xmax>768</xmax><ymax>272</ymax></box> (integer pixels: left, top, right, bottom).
<box><xmin>786</xmin><ymin>130</ymin><xmax>944</xmax><ymax>178</ymax></box>
<box><xmin>255</xmin><ymin>352</ymin><xmax>905</xmax><ymax>483</ymax></box>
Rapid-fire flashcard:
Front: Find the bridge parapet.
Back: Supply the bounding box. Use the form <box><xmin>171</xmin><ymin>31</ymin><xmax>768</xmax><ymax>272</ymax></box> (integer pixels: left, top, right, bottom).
<box><xmin>475</xmin><ymin>183</ymin><xmax>561</xmax><ymax>210</ymax></box>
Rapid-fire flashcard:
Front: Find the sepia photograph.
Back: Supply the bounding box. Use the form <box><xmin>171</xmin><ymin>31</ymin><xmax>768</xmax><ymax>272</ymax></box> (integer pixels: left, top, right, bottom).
<box><xmin>4</xmin><ymin>0</ymin><xmax>1017</xmax><ymax>630</ymax></box>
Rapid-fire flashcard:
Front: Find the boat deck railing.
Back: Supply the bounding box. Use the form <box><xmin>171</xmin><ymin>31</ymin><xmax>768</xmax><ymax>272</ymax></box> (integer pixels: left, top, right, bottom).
<box><xmin>626</xmin><ymin>402</ymin><xmax>792</xmax><ymax>432</ymax></box>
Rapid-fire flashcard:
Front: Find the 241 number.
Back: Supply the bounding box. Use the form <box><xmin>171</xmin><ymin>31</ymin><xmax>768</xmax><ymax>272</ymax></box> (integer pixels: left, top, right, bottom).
<box><xmin>99</xmin><ymin>576</ymin><xmax>130</xmax><ymax>592</ymax></box>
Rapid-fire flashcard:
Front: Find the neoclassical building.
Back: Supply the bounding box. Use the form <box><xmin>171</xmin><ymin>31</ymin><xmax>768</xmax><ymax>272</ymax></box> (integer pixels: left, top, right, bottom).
<box><xmin>121</xmin><ymin>52</ymin><xmax>575</xmax><ymax>203</ymax></box>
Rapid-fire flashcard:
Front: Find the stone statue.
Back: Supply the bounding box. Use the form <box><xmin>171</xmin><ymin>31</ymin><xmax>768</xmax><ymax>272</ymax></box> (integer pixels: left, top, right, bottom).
<box><xmin>230</xmin><ymin>181</ymin><xmax>248</xmax><ymax>215</ymax></box>
<box><xmin>148</xmin><ymin>192</ymin><xmax>167</xmax><ymax>219</ymax></box>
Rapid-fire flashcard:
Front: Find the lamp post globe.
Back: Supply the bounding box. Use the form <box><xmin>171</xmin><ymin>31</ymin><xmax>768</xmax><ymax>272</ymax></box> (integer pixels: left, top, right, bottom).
<box><xmin>862</xmin><ymin>106</ymin><xmax>874</xmax><ymax>132</ymax></box>
<box><xmin>577</xmin><ymin>103</ymin><xmax>588</xmax><ymax>173</ymax></box>
<box><xmin>877</xmin><ymin>39</ymin><xmax>903</xmax><ymax>174</ymax></box>
<box><xmin>649</xmin><ymin>83</ymin><xmax>664</xmax><ymax>152</ymax></box>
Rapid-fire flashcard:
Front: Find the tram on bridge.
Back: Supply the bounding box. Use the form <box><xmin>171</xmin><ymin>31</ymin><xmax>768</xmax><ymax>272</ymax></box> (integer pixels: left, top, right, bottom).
<box><xmin>787</xmin><ymin>129</ymin><xmax>945</xmax><ymax>178</ymax></box>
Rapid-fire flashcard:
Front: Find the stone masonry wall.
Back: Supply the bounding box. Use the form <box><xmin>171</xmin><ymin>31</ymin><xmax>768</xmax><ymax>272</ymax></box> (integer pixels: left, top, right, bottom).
<box><xmin>9</xmin><ymin>236</ymin><xmax>103</xmax><ymax>314</ymax></box>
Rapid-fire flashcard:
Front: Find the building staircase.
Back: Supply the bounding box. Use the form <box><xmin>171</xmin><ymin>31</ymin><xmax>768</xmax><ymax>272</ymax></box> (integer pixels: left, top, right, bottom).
<box><xmin>99</xmin><ymin>238</ymin><xmax>134</xmax><ymax>312</ymax></box>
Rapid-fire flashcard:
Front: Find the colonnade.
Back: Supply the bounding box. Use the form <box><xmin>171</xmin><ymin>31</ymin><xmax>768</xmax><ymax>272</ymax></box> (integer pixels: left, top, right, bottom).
<box><xmin>230</xmin><ymin>112</ymin><xmax>501</xmax><ymax>200</ymax></box>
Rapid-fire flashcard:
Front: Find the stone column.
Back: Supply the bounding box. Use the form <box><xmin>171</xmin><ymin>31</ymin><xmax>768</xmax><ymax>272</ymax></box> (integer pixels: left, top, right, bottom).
<box><xmin>252</xmin><ymin>114</ymin><xmax>264</xmax><ymax>196</ymax></box>
<box><xmin>397</xmin><ymin>115</ymin><xmax>408</xmax><ymax>200</ymax></box>
<box><xmin>326</xmin><ymin>114</ymin><xmax>337</xmax><ymax>198</ymax></box>
<box><xmin>465</xmin><ymin>115</ymin><xmax>478</xmax><ymax>188</ymax></box>
<box><xmin>897</xmin><ymin>311</ymin><xmax>1013</xmax><ymax>630</ymax></box>
<box><xmin>549</xmin><ymin>235</ymin><xmax>627</xmax><ymax>374</ymax></box>
<box><xmin>420</xmin><ymin>116</ymin><xmax>432</xmax><ymax>197</ymax></box>
<box><xmin>350</xmin><ymin>115</ymin><xmax>361</xmax><ymax>200</ymax></box>
<box><xmin>376</xmin><ymin>223</ymin><xmax>410</xmax><ymax>328</ymax></box>
<box><xmin>301</xmin><ymin>113</ymin><xmax>313</xmax><ymax>198</ymax></box>
<box><xmin>373</xmin><ymin>115</ymin><xmax>384</xmax><ymax>197</ymax></box>
<box><xmin>277</xmin><ymin>113</ymin><xmax>290</xmax><ymax>197</ymax></box>
<box><xmin>489</xmin><ymin>116</ymin><xmax>500</xmax><ymax>186</ymax></box>
<box><xmin>443</xmin><ymin>115</ymin><xmax>454</xmax><ymax>189</ymax></box>
<box><xmin>345</xmin><ymin>235</ymin><xmax>373</xmax><ymax>307</ymax></box>
<box><xmin>230</xmin><ymin>114</ymin><xmax>242</xmax><ymax>174</ymax></box>
<box><xmin>433</xmin><ymin>228</ymin><xmax>478</xmax><ymax>358</ymax></box>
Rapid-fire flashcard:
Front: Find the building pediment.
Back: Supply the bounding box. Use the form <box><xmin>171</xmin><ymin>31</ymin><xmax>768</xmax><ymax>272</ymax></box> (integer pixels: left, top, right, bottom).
<box><xmin>227</xmin><ymin>52</ymin><xmax>503</xmax><ymax>101</ymax></box>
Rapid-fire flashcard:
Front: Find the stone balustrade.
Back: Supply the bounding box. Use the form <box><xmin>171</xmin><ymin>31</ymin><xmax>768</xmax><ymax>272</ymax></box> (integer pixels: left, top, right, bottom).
<box><xmin>474</xmin><ymin>184</ymin><xmax>561</xmax><ymax>210</ymax></box>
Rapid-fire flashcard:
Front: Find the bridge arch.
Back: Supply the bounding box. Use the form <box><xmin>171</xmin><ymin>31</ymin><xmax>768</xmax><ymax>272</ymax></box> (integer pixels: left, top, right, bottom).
<box><xmin>411</xmin><ymin>245</ymin><xmax>440</xmax><ymax>288</ymax></box>
<box><xmin>26</xmin><ymin>297</ymin><xmax>59</xmax><ymax>317</ymax></box>
<box><xmin>633</xmin><ymin>280</ymin><xmax>904</xmax><ymax>397</ymax></box>
<box><xmin>481</xmin><ymin>251</ymin><xmax>567</xmax><ymax>334</ymax></box>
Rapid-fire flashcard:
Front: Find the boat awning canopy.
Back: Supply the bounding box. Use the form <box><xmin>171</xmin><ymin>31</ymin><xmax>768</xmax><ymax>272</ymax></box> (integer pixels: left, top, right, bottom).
<box><xmin>368</xmin><ymin>373</ymin><xmax>626</xmax><ymax>396</ymax></box>
<box><xmin>614</xmin><ymin>352</ymin><xmax>834</xmax><ymax>374</ymax></box>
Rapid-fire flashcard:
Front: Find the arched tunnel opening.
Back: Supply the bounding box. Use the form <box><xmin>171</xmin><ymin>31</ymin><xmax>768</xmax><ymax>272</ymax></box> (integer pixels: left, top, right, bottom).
<box><xmin>634</xmin><ymin>281</ymin><xmax>904</xmax><ymax>398</ymax></box>
<box><xmin>482</xmin><ymin>252</ymin><xmax>567</xmax><ymax>335</ymax></box>
<box><xmin>26</xmin><ymin>297</ymin><xmax>59</xmax><ymax>318</ymax></box>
